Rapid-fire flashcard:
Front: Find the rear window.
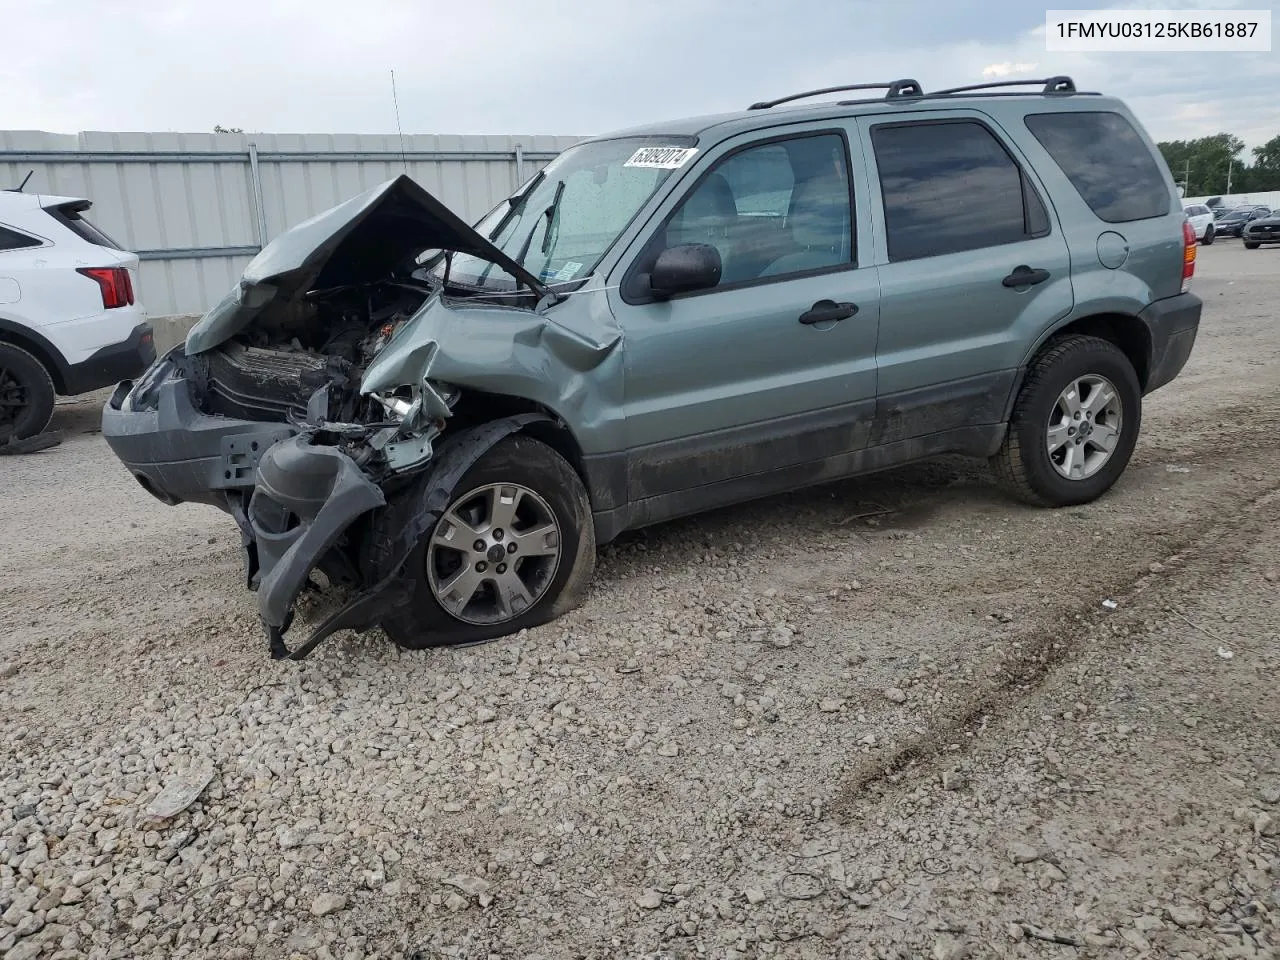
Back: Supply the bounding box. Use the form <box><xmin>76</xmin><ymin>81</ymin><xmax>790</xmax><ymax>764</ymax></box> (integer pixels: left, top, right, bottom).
<box><xmin>0</xmin><ymin>224</ymin><xmax>42</xmax><ymax>251</ymax></box>
<box><xmin>44</xmin><ymin>203</ymin><xmax>124</xmax><ymax>250</ymax></box>
<box><xmin>1024</xmin><ymin>111</ymin><xmax>1171</xmax><ymax>223</ymax></box>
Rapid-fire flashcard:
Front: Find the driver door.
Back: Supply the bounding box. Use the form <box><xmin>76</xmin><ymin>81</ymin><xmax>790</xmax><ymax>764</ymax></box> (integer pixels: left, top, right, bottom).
<box><xmin>607</xmin><ymin>125</ymin><xmax>882</xmax><ymax>510</ymax></box>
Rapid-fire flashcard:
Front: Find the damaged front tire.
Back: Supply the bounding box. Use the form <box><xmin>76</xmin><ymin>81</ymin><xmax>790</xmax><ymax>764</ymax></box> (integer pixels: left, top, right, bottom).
<box><xmin>375</xmin><ymin>434</ymin><xmax>595</xmax><ymax>649</ymax></box>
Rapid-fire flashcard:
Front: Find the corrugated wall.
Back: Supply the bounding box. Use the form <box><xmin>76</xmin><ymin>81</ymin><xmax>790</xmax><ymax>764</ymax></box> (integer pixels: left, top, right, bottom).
<box><xmin>0</xmin><ymin>130</ymin><xmax>582</xmax><ymax>316</ymax></box>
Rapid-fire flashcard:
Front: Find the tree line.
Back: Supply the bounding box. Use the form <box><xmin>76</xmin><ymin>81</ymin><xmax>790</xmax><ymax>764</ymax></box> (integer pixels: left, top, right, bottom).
<box><xmin>1158</xmin><ymin>134</ymin><xmax>1280</xmax><ymax>197</ymax></box>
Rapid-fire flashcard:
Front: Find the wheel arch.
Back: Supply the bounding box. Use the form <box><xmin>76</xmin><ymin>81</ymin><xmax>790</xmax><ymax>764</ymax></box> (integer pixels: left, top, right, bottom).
<box><xmin>1007</xmin><ymin>312</ymin><xmax>1152</xmax><ymax>419</ymax></box>
<box><xmin>444</xmin><ymin>388</ymin><xmax>597</xmax><ymax>505</ymax></box>
<box><xmin>0</xmin><ymin>317</ymin><xmax>69</xmax><ymax>393</ymax></box>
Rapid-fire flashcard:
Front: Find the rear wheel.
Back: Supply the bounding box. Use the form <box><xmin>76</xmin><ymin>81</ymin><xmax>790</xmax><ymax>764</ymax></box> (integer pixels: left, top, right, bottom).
<box><xmin>1201</xmin><ymin>224</ymin><xmax>1215</xmax><ymax>245</ymax></box>
<box><xmin>1244</xmin><ymin>241</ymin><xmax>1260</xmax><ymax>249</ymax></box>
<box><xmin>378</xmin><ymin>434</ymin><xmax>596</xmax><ymax>649</ymax></box>
<box><xmin>0</xmin><ymin>343</ymin><xmax>56</xmax><ymax>444</ymax></box>
<box><xmin>991</xmin><ymin>335</ymin><xmax>1141</xmax><ymax>507</ymax></box>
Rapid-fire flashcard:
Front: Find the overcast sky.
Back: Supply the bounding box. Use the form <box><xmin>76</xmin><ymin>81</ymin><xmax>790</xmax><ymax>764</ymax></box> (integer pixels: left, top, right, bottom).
<box><xmin>3</xmin><ymin>0</ymin><xmax>1277</xmax><ymax>151</ymax></box>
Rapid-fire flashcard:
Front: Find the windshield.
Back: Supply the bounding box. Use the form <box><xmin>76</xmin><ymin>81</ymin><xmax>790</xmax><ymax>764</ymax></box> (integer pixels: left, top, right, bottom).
<box><xmin>430</xmin><ymin>137</ymin><xmax>696</xmax><ymax>293</ymax></box>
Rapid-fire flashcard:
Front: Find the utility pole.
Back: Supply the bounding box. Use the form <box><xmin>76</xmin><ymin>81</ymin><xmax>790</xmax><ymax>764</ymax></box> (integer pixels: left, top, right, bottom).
<box><xmin>1182</xmin><ymin>159</ymin><xmax>1191</xmax><ymax>196</ymax></box>
<box><xmin>1226</xmin><ymin>157</ymin><xmax>1234</xmax><ymax>195</ymax></box>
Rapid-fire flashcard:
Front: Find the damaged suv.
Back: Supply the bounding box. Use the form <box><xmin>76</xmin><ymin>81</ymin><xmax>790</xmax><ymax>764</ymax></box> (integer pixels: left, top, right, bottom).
<box><xmin>103</xmin><ymin>76</ymin><xmax>1202</xmax><ymax>659</ymax></box>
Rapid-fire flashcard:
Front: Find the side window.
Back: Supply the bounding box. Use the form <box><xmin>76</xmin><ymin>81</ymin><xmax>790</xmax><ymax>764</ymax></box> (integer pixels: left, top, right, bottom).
<box><xmin>0</xmin><ymin>224</ymin><xmax>42</xmax><ymax>252</ymax></box>
<box><xmin>871</xmin><ymin>120</ymin><xmax>1050</xmax><ymax>263</ymax></box>
<box><xmin>1024</xmin><ymin>111</ymin><xmax>1171</xmax><ymax>223</ymax></box>
<box><xmin>631</xmin><ymin>132</ymin><xmax>853</xmax><ymax>294</ymax></box>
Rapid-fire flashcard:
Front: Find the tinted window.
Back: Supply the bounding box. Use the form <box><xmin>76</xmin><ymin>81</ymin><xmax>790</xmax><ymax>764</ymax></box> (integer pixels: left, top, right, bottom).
<box><xmin>0</xmin><ymin>224</ymin><xmax>42</xmax><ymax>251</ymax></box>
<box><xmin>636</xmin><ymin>132</ymin><xmax>852</xmax><ymax>291</ymax></box>
<box><xmin>1025</xmin><ymin>111</ymin><xmax>1171</xmax><ymax>223</ymax></box>
<box><xmin>871</xmin><ymin>120</ymin><xmax>1049</xmax><ymax>262</ymax></box>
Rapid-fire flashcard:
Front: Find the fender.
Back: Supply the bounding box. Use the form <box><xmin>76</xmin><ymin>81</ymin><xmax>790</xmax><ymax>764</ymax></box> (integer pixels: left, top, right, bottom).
<box><xmin>267</xmin><ymin>412</ymin><xmax>551</xmax><ymax>660</ymax></box>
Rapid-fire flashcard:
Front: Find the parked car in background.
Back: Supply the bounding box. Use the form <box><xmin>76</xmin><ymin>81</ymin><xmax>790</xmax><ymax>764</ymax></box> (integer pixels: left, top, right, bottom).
<box><xmin>1242</xmin><ymin>213</ymin><xmax>1280</xmax><ymax>248</ymax></box>
<box><xmin>0</xmin><ymin>190</ymin><xmax>154</xmax><ymax>441</ymax></box>
<box><xmin>1183</xmin><ymin>203</ymin><xmax>1216</xmax><ymax>244</ymax></box>
<box><xmin>102</xmin><ymin>75</ymin><xmax>1202</xmax><ymax>659</ymax></box>
<box><xmin>1215</xmin><ymin>207</ymin><xmax>1272</xmax><ymax>238</ymax></box>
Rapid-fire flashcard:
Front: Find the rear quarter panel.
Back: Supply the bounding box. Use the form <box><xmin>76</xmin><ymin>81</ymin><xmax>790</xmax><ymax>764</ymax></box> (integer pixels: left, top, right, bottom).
<box><xmin>995</xmin><ymin>97</ymin><xmax>1187</xmax><ymax>357</ymax></box>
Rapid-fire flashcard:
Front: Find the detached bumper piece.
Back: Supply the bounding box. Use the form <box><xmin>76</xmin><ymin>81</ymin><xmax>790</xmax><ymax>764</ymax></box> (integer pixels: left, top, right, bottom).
<box><xmin>247</xmin><ymin>435</ymin><xmax>385</xmax><ymax>659</ymax></box>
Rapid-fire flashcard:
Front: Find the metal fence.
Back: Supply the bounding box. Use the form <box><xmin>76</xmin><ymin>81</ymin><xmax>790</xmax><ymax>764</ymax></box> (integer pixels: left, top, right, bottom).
<box><xmin>0</xmin><ymin>130</ymin><xmax>582</xmax><ymax>316</ymax></box>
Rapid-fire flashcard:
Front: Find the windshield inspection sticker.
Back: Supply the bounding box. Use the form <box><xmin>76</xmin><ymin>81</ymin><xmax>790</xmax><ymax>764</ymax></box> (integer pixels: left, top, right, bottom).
<box><xmin>553</xmin><ymin>261</ymin><xmax>584</xmax><ymax>281</ymax></box>
<box><xmin>624</xmin><ymin>146</ymin><xmax>699</xmax><ymax>169</ymax></box>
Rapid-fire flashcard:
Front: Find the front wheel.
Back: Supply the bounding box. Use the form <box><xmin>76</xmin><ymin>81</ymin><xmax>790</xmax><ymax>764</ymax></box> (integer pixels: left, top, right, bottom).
<box><xmin>1244</xmin><ymin>241</ymin><xmax>1260</xmax><ymax>249</ymax></box>
<box><xmin>1201</xmin><ymin>224</ymin><xmax>1215</xmax><ymax>245</ymax></box>
<box><xmin>377</xmin><ymin>434</ymin><xmax>596</xmax><ymax>649</ymax></box>
<box><xmin>991</xmin><ymin>335</ymin><xmax>1142</xmax><ymax>507</ymax></box>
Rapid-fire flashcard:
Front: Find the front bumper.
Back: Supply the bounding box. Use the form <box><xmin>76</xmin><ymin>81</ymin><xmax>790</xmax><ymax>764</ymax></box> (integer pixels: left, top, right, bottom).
<box><xmin>64</xmin><ymin>322</ymin><xmax>156</xmax><ymax>396</ymax></box>
<box><xmin>102</xmin><ymin>369</ymin><xmax>296</xmax><ymax>508</ymax></box>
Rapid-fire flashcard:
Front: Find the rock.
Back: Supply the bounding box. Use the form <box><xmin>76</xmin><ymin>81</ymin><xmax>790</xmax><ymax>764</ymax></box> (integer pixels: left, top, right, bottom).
<box><xmin>744</xmin><ymin>887</ymin><xmax>766</xmax><ymax>905</ymax></box>
<box><xmin>1006</xmin><ymin>923</ymin><xmax>1025</xmax><ymax>941</ymax></box>
<box><xmin>1166</xmin><ymin>905</ymin><xmax>1203</xmax><ymax>929</ymax></box>
<box><xmin>13</xmin><ymin>802</ymin><xmax>36</xmax><ymax>820</ymax></box>
<box><xmin>657</xmin><ymin>742</ymin><xmax>679</xmax><ymax>757</ymax></box>
<box><xmin>530</xmin><ymin>850</ymin><xmax>550</xmax><ymax>866</ymax></box>
<box><xmin>309</xmin><ymin>893</ymin><xmax>347</xmax><ymax>916</ymax></box>
<box><xmin>1259</xmin><ymin>783</ymin><xmax>1280</xmax><ymax>805</ymax></box>
<box><xmin>1148</xmin><ymin>562</ymin><xmax>1165</xmax><ymax>573</ymax></box>
<box><xmin>442</xmin><ymin>875</ymin><xmax>490</xmax><ymax>898</ymax></box>
<box><xmin>883</xmin><ymin>688</ymin><xmax>907</xmax><ymax>704</ymax></box>
<box><xmin>819</xmin><ymin>699</ymin><xmax>843</xmax><ymax>713</ymax></box>
<box><xmin>476</xmin><ymin>707</ymin><xmax>497</xmax><ymax>723</ymax></box>
<box><xmin>0</xmin><ymin>663</ymin><xmax>18</xmax><ymax>680</ymax></box>
<box><xmin>720</xmin><ymin>683</ymin><xmax>743</xmax><ymax>699</ymax></box>
<box><xmin>1008</xmin><ymin>842</ymin><xmax>1040</xmax><ymax>864</ymax></box>
<box><xmin>932</xmin><ymin>937</ymin><xmax>971</xmax><ymax>959</ymax></box>
<box><xmin>1254</xmin><ymin>812</ymin><xmax>1277</xmax><ymax>837</ymax></box>
<box><xmin>981</xmin><ymin>875</ymin><xmax>1004</xmax><ymax>894</ymax></box>
<box><xmin>1134</xmin><ymin>915</ymin><xmax>1164</xmax><ymax>932</ymax></box>
<box><xmin>7</xmin><ymin>940</ymin><xmax>43</xmax><ymax>960</ymax></box>
<box><xmin>444</xmin><ymin>892</ymin><xmax>468</xmax><ymax>912</ymax></box>
<box><xmin>636</xmin><ymin>889</ymin><xmax>663</xmax><ymax>910</ymax></box>
<box><xmin>145</xmin><ymin>761</ymin><xmax>216</xmax><ymax>819</ymax></box>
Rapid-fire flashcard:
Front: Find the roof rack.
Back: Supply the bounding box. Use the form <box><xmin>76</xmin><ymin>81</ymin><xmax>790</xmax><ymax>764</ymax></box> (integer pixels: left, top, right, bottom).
<box><xmin>929</xmin><ymin>76</ymin><xmax>1076</xmax><ymax>96</ymax></box>
<box><xmin>748</xmin><ymin>79</ymin><xmax>923</xmax><ymax>110</ymax></box>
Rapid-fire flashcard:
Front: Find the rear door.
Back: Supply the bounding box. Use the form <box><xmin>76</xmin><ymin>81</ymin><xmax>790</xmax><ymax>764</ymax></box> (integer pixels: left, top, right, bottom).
<box><xmin>610</xmin><ymin>125</ymin><xmax>882</xmax><ymax>505</ymax></box>
<box><xmin>855</xmin><ymin>110</ymin><xmax>1074</xmax><ymax>444</ymax></box>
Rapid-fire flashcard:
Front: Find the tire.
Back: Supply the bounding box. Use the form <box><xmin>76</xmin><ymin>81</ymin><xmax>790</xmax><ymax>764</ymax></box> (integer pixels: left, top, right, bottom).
<box><xmin>0</xmin><ymin>342</ymin><xmax>56</xmax><ymax>444</ymax></box>
<box><xmin>377</xmin><ymin>434</ymin><xmax>596</xmax><ymax>649</ymax></box>
<box><xmin>1244</xmin><ymin>241</ymin><xmax>1260</xmax><ymax>249</ymax></box>
<box><xmin>1201</xmin><ymin>224</ymin><xmax>1215</xmax><ymax>245</ymax></box>
<box><xmin>990</xmin><ymin>335</ymin><xmax>1142</xmax><ymax>508</ymax></box>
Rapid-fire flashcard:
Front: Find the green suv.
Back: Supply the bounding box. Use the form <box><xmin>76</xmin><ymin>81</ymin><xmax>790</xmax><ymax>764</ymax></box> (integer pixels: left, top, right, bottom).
<box><xmin>102</xmin><ymin>76</ymin><xmax>1202</xmax><ymax>659</ymax></box>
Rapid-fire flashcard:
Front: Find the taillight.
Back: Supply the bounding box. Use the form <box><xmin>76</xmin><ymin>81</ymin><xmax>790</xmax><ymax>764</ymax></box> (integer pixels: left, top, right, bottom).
<box><xmin>1181</xmin><ymin>220</ymin><xmax>1196</xmax><ymax>292</ymax></box>
<box><xmin>77</xmin><ymin>266</ymin><xmax>134</xmax><ymax>309</ymax></box>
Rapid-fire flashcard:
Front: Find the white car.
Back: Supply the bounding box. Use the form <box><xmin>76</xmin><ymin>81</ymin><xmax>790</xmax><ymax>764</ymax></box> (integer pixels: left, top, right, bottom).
<box><xmin>1183</xmin><ymin>203</ymin><xmax>1216</xmax><ymax>245</ymax></box>
<box><xmin>0</xmin><ymin>189</ymin><xmax>153</xmax><ymax>442</ymax></box>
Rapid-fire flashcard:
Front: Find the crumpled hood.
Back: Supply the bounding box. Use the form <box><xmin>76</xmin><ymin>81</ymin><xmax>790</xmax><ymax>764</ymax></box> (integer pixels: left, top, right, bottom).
<box><xmin>185</xmin><ymin>174</ymin><xmax>548</xmax><ymax>355</ymax></box>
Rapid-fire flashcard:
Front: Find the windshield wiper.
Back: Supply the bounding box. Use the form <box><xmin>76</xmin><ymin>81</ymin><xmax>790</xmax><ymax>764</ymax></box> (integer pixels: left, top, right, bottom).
<box><xmin>514</xmin><ymin>179</ymin><xmax>566</xmax><ymax>268</ymax></box>
<box><xmin>541</xmin><ymin>179</ymin><xmax>566</xmax><ymax>256</ymax></box>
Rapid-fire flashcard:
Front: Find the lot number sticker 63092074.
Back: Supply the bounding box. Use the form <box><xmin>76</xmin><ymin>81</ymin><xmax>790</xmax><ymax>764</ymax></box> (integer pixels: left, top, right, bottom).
<box><xmin>624</xmin><ymin>147</ymin><xmax>699</xmax><ymax>169</ymax></box>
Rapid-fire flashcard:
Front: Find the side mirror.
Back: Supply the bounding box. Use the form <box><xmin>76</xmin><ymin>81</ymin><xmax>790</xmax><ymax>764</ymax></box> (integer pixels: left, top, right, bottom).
<box><xmin>649</xmin><ymin>243</ymin><xmax>722</xmax><ymax>298</ymax></box>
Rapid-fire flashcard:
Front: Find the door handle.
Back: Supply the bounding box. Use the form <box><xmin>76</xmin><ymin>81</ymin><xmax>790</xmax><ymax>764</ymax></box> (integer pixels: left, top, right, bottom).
<box><xmin>1002</xmin><ymin>265</ymin><xmax>1051</xmax><ymax>288</ymax></box>
<box><xmin>799</xmin><ymin>300</ymin><xmax>858</xmax><ymax>325</ymax></box>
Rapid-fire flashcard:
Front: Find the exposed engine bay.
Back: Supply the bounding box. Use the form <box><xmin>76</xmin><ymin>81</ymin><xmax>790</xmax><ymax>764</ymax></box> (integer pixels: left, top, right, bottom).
<box><xmin>182</xmin><ymin>279</ymin><xmax>433</xmax><ymax>436</ymax></box>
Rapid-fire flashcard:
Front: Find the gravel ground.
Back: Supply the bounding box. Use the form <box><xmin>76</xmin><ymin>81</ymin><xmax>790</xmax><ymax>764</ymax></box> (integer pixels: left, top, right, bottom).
<box><xmin>1</xmin><ymin>242</ymin><xmax>1278</xmax><ymax>960</ymax></box>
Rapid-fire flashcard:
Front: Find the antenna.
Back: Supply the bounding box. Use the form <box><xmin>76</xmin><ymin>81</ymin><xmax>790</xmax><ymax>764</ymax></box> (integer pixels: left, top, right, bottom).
<box><xmin>390</xmin><ymin>69</ymin><xmax>408</xmax><ymax>174</ymax></box>
<box><xmin>5</xmin><ymin>170</ymin><xmax>34</xmax><ymax>193</ymax></box>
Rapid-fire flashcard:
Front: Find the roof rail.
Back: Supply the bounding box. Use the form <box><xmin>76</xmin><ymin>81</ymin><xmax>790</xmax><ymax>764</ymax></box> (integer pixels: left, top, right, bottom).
<box><xmin>748</xmin><ymin>79</ymin><xmax>923</xmax><ymax>110</ymax></box>
<box><xmin>929</xmin><ymin>76</ymin><xmax>1077</xmax><ymax>96</ymax></box>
